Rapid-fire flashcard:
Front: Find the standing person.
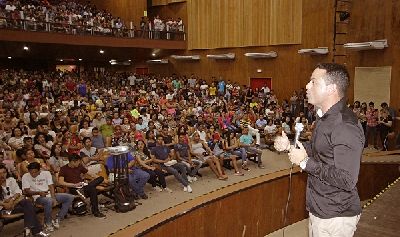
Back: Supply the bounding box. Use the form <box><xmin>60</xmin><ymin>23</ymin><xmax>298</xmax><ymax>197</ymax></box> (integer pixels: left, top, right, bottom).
<box><xmin>277</xmin><ymin>63</ymin><xmax>364</xmax><ymax>237</ymax></box>
<box><xmin>365</xmin><ymin>102</ymin><xmax>379</xmax><ymax>149</ymax></box>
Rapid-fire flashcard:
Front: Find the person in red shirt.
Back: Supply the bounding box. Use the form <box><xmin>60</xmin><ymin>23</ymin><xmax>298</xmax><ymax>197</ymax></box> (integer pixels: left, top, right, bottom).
<box><xmin>58</xmin><ymin>154</ymin><xmax>106</xmax><ymax>218</ymax></box>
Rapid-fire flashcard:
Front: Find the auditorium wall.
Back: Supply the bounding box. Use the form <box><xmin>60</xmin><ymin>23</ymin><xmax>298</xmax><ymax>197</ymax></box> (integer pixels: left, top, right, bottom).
<box><xmin>344</xmin><ymin>0</ymin><xmax>400</xmax><ymax>110</ymax></box>
<box><xmin>148</xmin><ymin>0</ymin><xmax>334</xmax><ymax>101</ymax></box>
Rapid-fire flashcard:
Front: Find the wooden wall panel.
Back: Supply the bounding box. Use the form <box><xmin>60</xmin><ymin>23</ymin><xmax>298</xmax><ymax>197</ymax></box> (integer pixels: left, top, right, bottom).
<box><xmin>188</xmin><ymin>0</ymin><xmax>302</xmax><ymax>49</ymax></box>
<box><xmin>142</xmin><ymin>173</ymin><xmax>308</xmax><ymax>237</ymax></box>
<box><xmin>241</xmin><ymin>0</ymin><xmax>270</xmax><ymax>46</ymax></box>
<box><xmin>152</xmin><ymin>0</ymin><xmax>186</xmax><ymax>6</ymax></box>
<box><xmin>152</xmin><ymin>0</ymin><xmax>167</xmax><ymax>6</ymax></box>
<box><xmin>84</xmin><ymin>0</ymin><xmax>147</xmax><ymax>24</ymax></box>
<box><xmin>269</xmin><ymin>0</ymin><xmax>302</xmax><ymax>45</ymax></box>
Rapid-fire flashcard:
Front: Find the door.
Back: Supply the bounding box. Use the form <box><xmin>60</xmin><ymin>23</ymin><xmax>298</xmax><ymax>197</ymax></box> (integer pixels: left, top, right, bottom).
<box><xmin>250</xmin><ymin>78</ymin><xmax>272</xmax><ymax>90</ymax></box>
<box><xmin>135</xmin><ymin>67</ymin><xmax>149</xmax><ymax>75</ymax></box>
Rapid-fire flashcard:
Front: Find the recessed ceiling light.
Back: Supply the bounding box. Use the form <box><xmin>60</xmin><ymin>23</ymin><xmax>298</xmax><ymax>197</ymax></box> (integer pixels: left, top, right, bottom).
<box><xmin>7</xmin><ymin>56</ymin><xmax>12</xmax><ymax>59</ymax></box>
<box><xmin>152</xmin><ymin>53</ymin><xmax>156</xmax><ymax>56</ymax></box>
<box><xmin>78</xmin><ymin>58</ymin><xmax>82</xmax><ymax>61</ymax></box>
<box><xmin>23</xmin><ymin>46</ymin><xmax>29</xmax><ymax>51</ymax></box>
<box><xmin>128</xmin><ymin>59</ymin><xmax>131</xmax><ymax>62</ymax></box>
<box><xmin>59</xmin><ymin>59</ymin><xmax>63</xmax><ymax>62</ymax></box>
<box><xmin>99</xmin><ymin>49</ymin><xmax>104</xmax><ymax>54</ymax></box>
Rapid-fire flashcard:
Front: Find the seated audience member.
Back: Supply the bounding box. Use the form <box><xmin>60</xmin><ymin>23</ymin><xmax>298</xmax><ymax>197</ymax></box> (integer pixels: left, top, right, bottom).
<box><xmin>7</xmin><ymin>127</ymin><xmax>25</xmax><ymax>150</ymax></box>
<box><xmin>0</xmin><ymin>164</ymin><xmax>49</xmax><ymax>237</ymax></box>
<box><xmin>79</xmin><ymin>120</ymin><xmax>93</xmax><ymax>138</ymax></box>
<box><xmin>22</xmin><ymin>162</ymin><xmax>74</xmax><ymax>232</ymax></box>
<box><xmin>91</xmin><ymin>127</ymin><xmax>105</xmax><ymax>149</ymax></box>
<box><xmin>48</xmin><ymin>143</ymin><xmax>69</xmax><ymax>176</ymax></box>
<box><xmin>23</xmin><ymin>136</ymin><xmax>34</xmax><ymax>150</ymax></box>
<box><xmin>239</xmin><ymin>114</ymin><xmax>262</xmax><ymax>146</ymax></box>
<box><xmin>106</xmin><ymin>149</ymin><xmax>150</xmax><ymax>199</ymax></box>
<box><xmin>34</xmin><ymin>132</ymin><xmax>52</xmax><ymax>159</ymax></box>
<box><xmin>190</xmin><ymin>132</ymin><xmax>228</xmax><ymax>180</ymax></box>
<box><xmin>264</xmin><ymin>119</ymin><xmax>279</xmax><ymax>147</ymax></box>
<box><xmin>58</xmin><ymin>154</ymin><xmax>106</xmax><ymax>218</ymax></box>
<box><xmin>80</xmin><ymin>137</ymin><xmax>101</xmax><ymax>167</ymax></box>
<box><xmin>18</xmin><ymin>148</ymin><xmax>49</xmax><ymax>177</ymax></box>
<box><xmin>224</xmin><ymin>131</ymin><xmax>249</xmax><ymax>171</ymax></box>
<box><xmin>133</xmin><ymin>140</ymin><xmax>169</xmax><ymax>192</ymax></box>
<box><xmin>210</xmin><ymin>133</ymin><xmax>243</xmax><ymax>176</ymax></box>
<box><xmin>239</xmin><ymin>127</ymin><xmax>265</xmax><ymax>169</ymax></box>
<box><xmin>62</xmin><ymin>129</ymin><xmax>82</xmax><ymax>155</ymax></box>
<box><xmin>151</xmin><ymin>135</ymin><xmax>193</xmax><ymax>193</ymax></box>
<box><xmin>174</xmin><ymin>133</ymin><xmax>202</xmax><ymax>182</ymax></box>
<box><xmin>99</xmin><ymin>117</ymin><xmax>114</xmax><ymax>138</ymax></box>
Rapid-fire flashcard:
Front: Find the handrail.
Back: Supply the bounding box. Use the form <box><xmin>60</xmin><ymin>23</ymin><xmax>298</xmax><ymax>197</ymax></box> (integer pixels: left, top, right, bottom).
<box><xmin>0</xmin><ymin>16</ymin><xmax>186</xmax><ymax>41</ymax></box>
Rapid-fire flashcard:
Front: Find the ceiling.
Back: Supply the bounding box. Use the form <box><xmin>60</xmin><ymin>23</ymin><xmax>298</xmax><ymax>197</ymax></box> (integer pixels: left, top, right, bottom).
<box><xmin>0</xmin><ymin>41</ymin><xmax>183</xmax><ymax>64</ymax></box>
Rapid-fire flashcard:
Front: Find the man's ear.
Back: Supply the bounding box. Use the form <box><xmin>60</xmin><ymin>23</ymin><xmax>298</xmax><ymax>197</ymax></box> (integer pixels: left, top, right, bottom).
<box><xmin>326</xmin><ymin>84</ymin><xmax>337</xmax><ymax>95</ymax></box>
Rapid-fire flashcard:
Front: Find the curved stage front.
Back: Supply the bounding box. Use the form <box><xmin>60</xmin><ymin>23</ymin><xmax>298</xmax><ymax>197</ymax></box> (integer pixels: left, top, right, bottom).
<box><xmin>111</xmin><ymin>151</ymin><xmax>400</xmax><ymax>237</ymax></box>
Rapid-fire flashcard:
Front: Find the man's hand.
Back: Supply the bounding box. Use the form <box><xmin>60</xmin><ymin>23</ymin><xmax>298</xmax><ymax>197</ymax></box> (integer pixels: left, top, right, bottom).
<box><xmin>274</xmin><ymin>131</ymin><xmax>291</xmax><ymax>152</ymax></box>
<box><xmin>2</xmin><ymin>201</ymin><xmax>14</xmax><ymax>210</ymax></box>
<box><xmin>52</xmin><ymin>198</ymin><xmax>57</xmax><ymax>207</ymax></box>
<box><xmin>288</xmin><ymin>141</ymin><xmax>308</xmax><ymax>165</ymax></box>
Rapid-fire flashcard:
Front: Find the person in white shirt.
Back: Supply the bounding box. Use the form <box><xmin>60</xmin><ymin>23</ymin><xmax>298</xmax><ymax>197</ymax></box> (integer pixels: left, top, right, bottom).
<box><xmin>1</xmin><ymin>164</ymin><xmax>49</xmax><ymax>236</ymax></box>
<box><xmin>22</xmin><ymin>162</ymin><xmax>74</xmax><ymax>232</ymax></box>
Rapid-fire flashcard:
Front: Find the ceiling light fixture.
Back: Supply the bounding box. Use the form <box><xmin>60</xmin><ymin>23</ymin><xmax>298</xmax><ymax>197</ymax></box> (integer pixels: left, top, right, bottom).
<box><xmin>7</xmin><ymin>56</ymin><xmax>12</xmax><ymax>59</ymax></box>
<box><xmin>78</xmin><ymin>58</ymin><xmax>82</xmax><ymax>61</ymax></box>
<box><xmin>23</xmin><ymin>46</ymin><xmax>29</xmax><ymax>51</ymax></box>
<box><xmin>99</xmin><ymin>49</ymin><xmax>105</xmax><ymax>54</ymax></box>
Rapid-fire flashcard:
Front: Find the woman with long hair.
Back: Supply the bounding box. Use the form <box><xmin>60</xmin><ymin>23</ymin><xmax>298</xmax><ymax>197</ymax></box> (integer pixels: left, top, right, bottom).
<box><xmin>224</xmin><ymin>131</ymin><xmax>249</xmax><ymax>171</ymax></box>
<box><xmin>133</xmin><ymin>140</ymin><xmax>170</xmax><ymax>192</ymax></box>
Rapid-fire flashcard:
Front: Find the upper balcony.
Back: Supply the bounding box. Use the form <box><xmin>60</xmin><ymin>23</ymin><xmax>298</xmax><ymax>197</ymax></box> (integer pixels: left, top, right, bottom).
<box><xmin>0</xmin><ymin>17</ymin><xmax>187</xmax><ymax>50</ymax></box>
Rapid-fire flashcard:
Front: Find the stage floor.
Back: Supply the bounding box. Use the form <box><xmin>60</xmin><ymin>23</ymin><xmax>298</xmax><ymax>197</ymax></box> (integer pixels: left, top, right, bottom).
<box><xmin>4</xmin><ymin>148</ymin><xmax>399</xmax><ymax>237</ymax></box>
<box><xmin>266</xmin><ymin>177</ymin><xmax>400</xmax><ymax>237</ymax></box>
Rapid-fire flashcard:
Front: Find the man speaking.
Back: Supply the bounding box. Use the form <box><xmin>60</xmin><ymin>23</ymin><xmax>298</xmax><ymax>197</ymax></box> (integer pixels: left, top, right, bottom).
<box><xmin>276</xmin><ymin>63</ymin><xmax>364</xmax><ymax>237</ymax></box>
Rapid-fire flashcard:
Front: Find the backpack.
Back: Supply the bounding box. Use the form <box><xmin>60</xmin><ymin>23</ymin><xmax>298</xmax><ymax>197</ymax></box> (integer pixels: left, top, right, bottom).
<box><xmin>113</xmin><ymin>183</ymin><xmax>136</xmax><ymax>213</ymax></box>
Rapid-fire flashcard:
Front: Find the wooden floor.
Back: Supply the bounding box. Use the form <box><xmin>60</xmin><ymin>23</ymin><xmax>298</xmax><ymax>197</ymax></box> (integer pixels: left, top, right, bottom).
<box><xmin>355</xmin><ymin>177</ymin><xmax>400</xmax><ymax>237</ymax></box>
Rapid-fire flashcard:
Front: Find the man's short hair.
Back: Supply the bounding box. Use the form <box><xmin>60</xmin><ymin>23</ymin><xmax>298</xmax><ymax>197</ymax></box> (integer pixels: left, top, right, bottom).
<box><xmin>68</xmin><ymin>154</ymin><xmax>82</xmax><ymax>162</ymax></box>
<box><xmin>369</xmin><ymin>101</ymin><xmax>374</xmax><ymax>106</ymax></box>
<box><xmin>27</xmin><ymin>162</ymin><xmax>41</xmax><ymax>171</ymax></box>
<box><xmin>156</xmin><ymin>134</ymin><xmax>164</xmax><ymax>140</ymax></box>
<box><xmin>23</xmin><ymin>136</ymin><xmax>32</xmax><ymax>142</ymax></box>
<box><xmin>316</xmin><ymin>63</ymin><xmax>349</xmax><ymax>97</ymax></box>
<box><xmin>82</xmin><ymin>137</ymin><xmax>91</xmax><ymax>144</ymax></box>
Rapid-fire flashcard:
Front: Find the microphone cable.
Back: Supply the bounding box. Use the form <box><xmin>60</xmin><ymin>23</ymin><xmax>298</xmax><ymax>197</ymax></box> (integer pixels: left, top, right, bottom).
<box><xmin>282</xmin><ymin>163</ymin><xmax>294</xmax><ymax>237</ymax></box>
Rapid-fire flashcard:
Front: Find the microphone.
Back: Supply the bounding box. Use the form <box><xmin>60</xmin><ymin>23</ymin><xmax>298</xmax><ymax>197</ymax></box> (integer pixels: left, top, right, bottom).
<box><xmin>294</xmin><ymin>122</ymin><xmax>304</xmax><ymax>149</ymax></box>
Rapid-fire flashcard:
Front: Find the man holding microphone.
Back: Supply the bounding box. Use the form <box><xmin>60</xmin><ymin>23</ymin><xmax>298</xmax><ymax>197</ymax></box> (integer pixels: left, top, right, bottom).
<box><xmin>275</xmin><ymin>63</ymin><xmax>364</xmax><ymax>237</ymax></box>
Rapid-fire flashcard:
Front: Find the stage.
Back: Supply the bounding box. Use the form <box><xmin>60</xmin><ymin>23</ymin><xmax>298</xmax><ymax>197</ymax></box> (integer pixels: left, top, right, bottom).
<box><xmin>3</xmin><ymin>149</ymin><xmax>399</xmax><ymax>237</ymax></box>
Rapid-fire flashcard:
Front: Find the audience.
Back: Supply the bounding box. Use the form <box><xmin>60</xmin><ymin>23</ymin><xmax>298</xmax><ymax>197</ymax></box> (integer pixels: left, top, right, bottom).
<box><xmin>0</xmin><ymin>65</ymin><xmax>394</xmax><ymax>235</ymax></box>
<box><xmin>0</xmin><ymin>0</ymin><xmax>185</xmax><ymax>39</ymax></box>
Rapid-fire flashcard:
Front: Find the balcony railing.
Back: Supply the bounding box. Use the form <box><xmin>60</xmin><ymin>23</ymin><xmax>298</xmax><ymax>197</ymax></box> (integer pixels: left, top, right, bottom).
<box><xmin>0</xmin><ymin>17</ymin><xmax>186</xmax><ymax>41</ymax></box>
